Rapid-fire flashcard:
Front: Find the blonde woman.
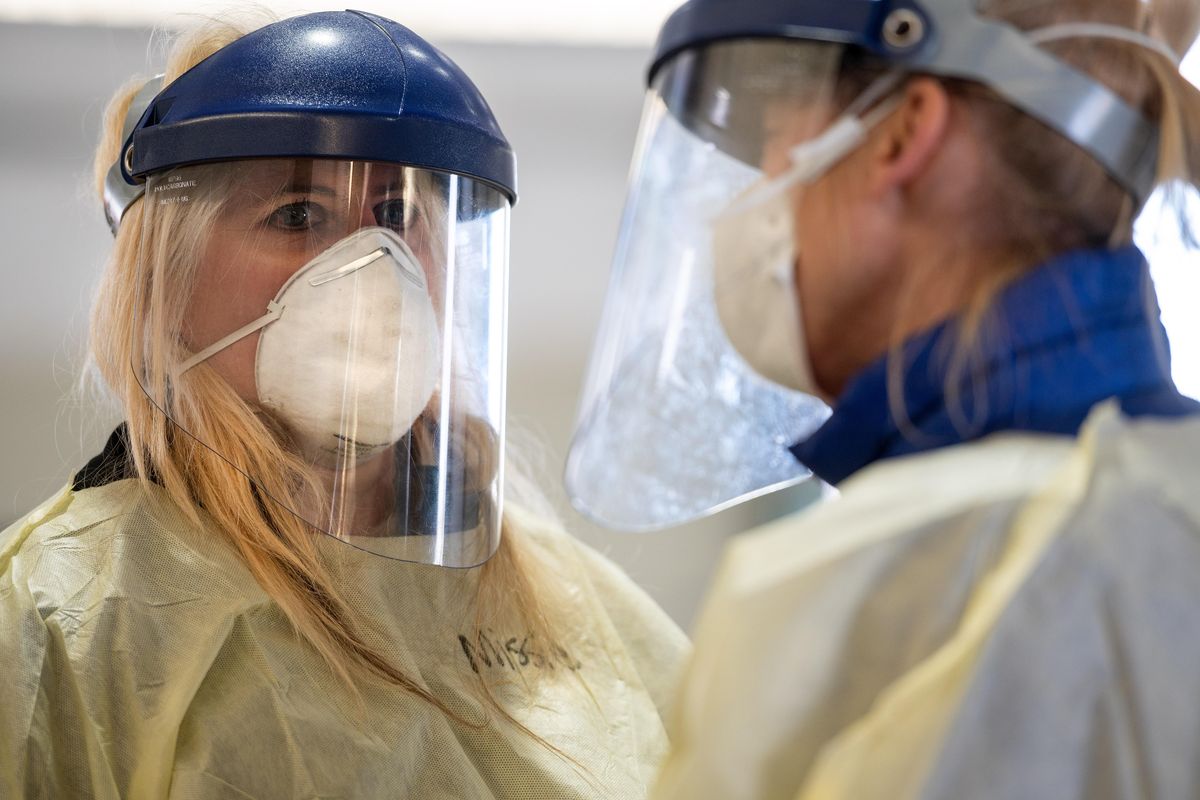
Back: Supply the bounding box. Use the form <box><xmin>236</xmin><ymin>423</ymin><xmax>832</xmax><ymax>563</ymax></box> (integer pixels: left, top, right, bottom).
<box><xmin>566</xmin><ymin>0</ymin><xmax>1200</xmax><ymax>797</ymax></box>
<box><xmin>0</xmin><ymin>11</ymin><xmax>687</xmax><ymax>799</ymax></box>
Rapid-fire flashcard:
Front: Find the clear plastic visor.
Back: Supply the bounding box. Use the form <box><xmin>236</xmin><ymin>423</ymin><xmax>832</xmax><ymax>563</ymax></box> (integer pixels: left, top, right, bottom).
<box><xmin>133</xmin><ymin>158</ymin><xmax>509</xmax><ymax>566</ymax></box>
<box><xmin>566</xmin><ymin>40</ymin><xmax>846</xmax><ymax>531</ymax></box>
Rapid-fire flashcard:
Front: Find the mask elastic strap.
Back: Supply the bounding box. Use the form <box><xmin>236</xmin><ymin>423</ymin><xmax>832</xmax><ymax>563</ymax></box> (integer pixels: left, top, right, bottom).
<box><xmin>842</xmin><ymin>70</ymin><xmax>908</xmax><ymax>118</ymax></box>
<box><xmin>178</xmin><ymin>301</ymin><xmax>284</xmax><ymax>374</ymax></box>
<box><xmin>780</xmin><ymin>91</ymin><xmax>904</xmax><ymax>174</ymax></box>
<box><xmin>781</xmin><ymin>72</ymin><xmax>906</xmax><ymax>178</ymax></box>
<box><xmin>720</xmin><ymin>72</ymin><xmax>906</xmax><ymax>218</ymax></box>
<box><xmin>1029</xmin><ymin>22</ymin><xmax>1181</xmax><ymax>65</ymax></box>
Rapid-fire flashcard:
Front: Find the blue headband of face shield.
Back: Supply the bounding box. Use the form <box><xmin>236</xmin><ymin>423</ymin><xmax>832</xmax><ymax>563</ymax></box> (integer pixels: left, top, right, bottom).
<box><xmin>107</xmin><ymin>11</ymin><xmax>518</xmax><ymax>239</ymax></box>
<box><xmin>651</xmin><ymin>0</ymin><xmax>1169</xmax><ymax>206</ymax></box>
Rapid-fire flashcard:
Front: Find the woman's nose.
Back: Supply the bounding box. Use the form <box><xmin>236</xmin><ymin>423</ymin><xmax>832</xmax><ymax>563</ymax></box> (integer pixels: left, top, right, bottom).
<box><xmin>358</xmin><ymin>201</ymin><xmax>379</xmax><ymax>230</ymax></box>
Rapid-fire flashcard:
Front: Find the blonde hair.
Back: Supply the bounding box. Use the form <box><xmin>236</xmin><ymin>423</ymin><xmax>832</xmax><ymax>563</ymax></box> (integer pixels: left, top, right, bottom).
<box><xmin>957</xmin><ymin>0</ymin><xmax>1200</xmax><ymax>257</ymax></box>
<box><xmin>836</xmin><ymin>0</ymin><xmax>1200</xmax><ymax>436</ymax></box>
<box><xmin>89</xmin><ymin>15</ymin><xmax>564</xmax><ymax>727</ymax></box>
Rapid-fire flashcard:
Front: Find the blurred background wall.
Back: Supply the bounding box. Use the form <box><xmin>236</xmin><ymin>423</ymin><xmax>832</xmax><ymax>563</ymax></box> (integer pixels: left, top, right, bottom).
<box><xmin>0</xmin><ymin>6</ymin><xmax>1195</xmax><ymax>629</ymax></box>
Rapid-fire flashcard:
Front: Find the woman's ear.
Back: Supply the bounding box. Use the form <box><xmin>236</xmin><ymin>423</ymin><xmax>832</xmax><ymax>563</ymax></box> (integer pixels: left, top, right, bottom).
<box><xmin>867</xmin><ymin>77</ymin><xmax>952</xmax><ymax>197</ymax></box>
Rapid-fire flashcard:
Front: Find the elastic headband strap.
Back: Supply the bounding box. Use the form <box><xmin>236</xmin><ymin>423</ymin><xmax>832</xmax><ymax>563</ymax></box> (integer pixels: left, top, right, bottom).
<box><xmin>1030</xmin><ymin>22</ymin><xmax>1181</xmax><ymax>65</ymax></box>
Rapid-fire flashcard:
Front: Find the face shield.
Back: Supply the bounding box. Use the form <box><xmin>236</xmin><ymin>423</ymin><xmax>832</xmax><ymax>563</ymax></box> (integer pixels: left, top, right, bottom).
<box><xmin>566</xmin><ymin>39</ymin><xmax>870</xmax><ymax>532</ymax></box>
<box><xmin>567</xmin><ymin>1</ymin><xmax>1170</xmax><ymax>533</ymax></box>
<box><xmin>132</xmin><ymin>158</ymin><xmax>509</xmax><ymax>566</ymax></box>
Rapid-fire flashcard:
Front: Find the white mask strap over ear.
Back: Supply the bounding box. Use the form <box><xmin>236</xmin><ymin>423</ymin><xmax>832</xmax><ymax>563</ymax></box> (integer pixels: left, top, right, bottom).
<box><xmin>178</xmin><ymin>303</ymin><xmax>285</xmax><ymax>375</ymax></box>
<box><xmin>177</xmin><ymin>235</ymin><xmax>423</xmax><ymax>375</ymax></box>
<box><xmin>719</xmin><ymin>72</ymin><xmax>906</xmax><ymax>219</ymax></box>
<box><xmin>1029</xmin><ymin>22</ymin><xmax>1181</xmax><ymax>65</ymax></box>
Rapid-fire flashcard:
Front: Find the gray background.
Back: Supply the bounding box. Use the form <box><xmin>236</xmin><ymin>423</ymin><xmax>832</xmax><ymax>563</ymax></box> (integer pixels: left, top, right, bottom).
<box><xmin>0</xmin><ymin>22</ymin><xmax>816</xmax><ymax>629</ymax></box>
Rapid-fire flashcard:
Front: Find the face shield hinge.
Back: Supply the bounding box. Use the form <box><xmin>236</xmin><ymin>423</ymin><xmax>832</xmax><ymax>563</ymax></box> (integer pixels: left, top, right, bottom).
<box><xmin>104</xmin><ymin>75</ymin><xmax>163</xmax><ymax>236</ymax></box>
<box><xmin>882</xmin><ymin>8</ymin><xmax>928</xmax><ymax>51</ymax></box>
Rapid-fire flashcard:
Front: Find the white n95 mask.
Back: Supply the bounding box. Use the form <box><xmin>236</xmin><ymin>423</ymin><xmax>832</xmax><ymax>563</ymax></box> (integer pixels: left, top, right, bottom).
<box><xmin>180</xmin><ymin>226</ymin><xmax>441</xmax><ymax>466</ymax></box>
<box><xmin>712</xmin><ymin>185</ymin><xmax>818</xmax><ymax>396</ymax></box>
<box><xmin>712</xmin><ymin>78</ymin><xmax>903</xmax><ymax>400</ymax></box>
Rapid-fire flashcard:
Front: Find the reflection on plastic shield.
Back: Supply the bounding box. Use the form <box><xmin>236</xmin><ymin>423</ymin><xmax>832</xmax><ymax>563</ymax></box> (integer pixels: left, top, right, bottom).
<box><xmin>567</xmin><ymin>299</ymin><xmax>828</xmax><ymax>531</ymax></box>
<box><xmin>566</xmin><ymin>92</ymin><xmax>829</xmax><ymax>531</ymax></box>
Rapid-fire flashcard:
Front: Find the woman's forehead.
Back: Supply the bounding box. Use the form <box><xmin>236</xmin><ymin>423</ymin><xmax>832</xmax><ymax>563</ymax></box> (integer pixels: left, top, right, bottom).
<box><xmin>225</xmin><ymin>159</ymin><xmax>411</xmax><ymax>193</ymax></box>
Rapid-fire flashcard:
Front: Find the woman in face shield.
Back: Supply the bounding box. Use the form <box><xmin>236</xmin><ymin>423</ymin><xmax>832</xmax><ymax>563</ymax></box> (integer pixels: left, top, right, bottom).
<box><xmin>567</xmin><ymin>0</ymin><xmax>1200</xmax><ymax>798</ymax></box>
<box><xmin>0</xmin><ymin>11</ymin><xmax>688</xmax><ymax>798</ymax></box>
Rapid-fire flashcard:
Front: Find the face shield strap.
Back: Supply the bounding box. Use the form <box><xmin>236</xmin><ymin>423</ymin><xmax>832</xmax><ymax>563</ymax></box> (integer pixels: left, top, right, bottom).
<box><xmin>103</xmin><ymin>76</ymin><xmax>163</xmax><ymax>236</ymax></box>
<box><xmin>904</xmin><ymin>0</ymin><xmax>1162</xmax><ymax>206</ymax></box>
<box><xmin>654</xmin><ymin>0</ymin><xmax>1166</xmax><ymax>206</ymax></box>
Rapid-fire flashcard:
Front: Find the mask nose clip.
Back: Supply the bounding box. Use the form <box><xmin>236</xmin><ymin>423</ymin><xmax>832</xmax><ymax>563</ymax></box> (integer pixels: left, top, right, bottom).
<box><xmin>309</xmin><ymin>247</ymin><xmax>390</xmax><ymax>287</ymax></box>
<box><xmin>307</xmin><ymin>236</ymin><xmax>428</xmax><ymax>290</ymax></box>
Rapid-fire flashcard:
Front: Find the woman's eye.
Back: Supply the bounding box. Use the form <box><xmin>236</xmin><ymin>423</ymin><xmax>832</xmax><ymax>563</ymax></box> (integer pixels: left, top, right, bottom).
<box><xmin>268</xmin><ymin>201</ymin><xmax>322</xmax><ymax>231</ymax></box>
<box><xmin>374</xmin><ymin>199</ymin><xmax>412</xmax><ymax>233</ymax></box>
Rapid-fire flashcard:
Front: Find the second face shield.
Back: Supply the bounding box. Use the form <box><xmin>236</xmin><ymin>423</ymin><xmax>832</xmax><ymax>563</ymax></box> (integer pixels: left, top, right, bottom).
<box><xmin>132</xmin><ymin>158</ymin><xmax>510</xmax><ymax>566</ymax></box>
<box><xmin>566</xmin><ymin>39</ymin><xmax>855</xmax><ymax>531</ymax></box>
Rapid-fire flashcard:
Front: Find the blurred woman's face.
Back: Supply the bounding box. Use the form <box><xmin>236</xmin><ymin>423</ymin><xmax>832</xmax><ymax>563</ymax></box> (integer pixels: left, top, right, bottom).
<box><xmin>758</xmin><ymin>99</ymin><xmax>882</xmax><ymax>391</ymax></box>
<box><xmin>182</xmin><ymin>159</ymin><xmax>442</xmax><ymax>402</ymax></box>
<box><xmin>757</xmin><ymin>92</ymin><xmax>916</xmax><ymax>397</ymax></box>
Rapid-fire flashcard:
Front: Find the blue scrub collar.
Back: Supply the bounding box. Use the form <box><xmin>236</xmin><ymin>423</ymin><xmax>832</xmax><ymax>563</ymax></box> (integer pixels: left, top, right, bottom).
<box><xmin>790</xmin><ymin>245</ymin><xmax>1198</xmax><ymax>485</ymax></box>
